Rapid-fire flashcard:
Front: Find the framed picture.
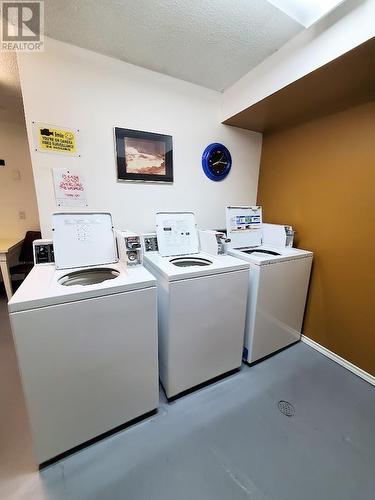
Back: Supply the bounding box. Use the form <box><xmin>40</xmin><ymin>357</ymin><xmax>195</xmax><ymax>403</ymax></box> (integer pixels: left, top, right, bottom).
<box><xmin>115</xmin><ymin>127</ymin><xmax>173</xmax><ymax>183</ymax></box>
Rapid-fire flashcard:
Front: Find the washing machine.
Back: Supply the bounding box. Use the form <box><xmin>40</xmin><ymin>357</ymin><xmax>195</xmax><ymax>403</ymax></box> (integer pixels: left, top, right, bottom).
<box><xmin>142</xmin><ymin>212</ymin><xmax>249</xmax><ymax>399</ymax></box>
<box><xmin>8</xmin><ymin>212</ymin><xmax>159</xmax><ymax>466</ymax></box>
<box><xmin>225</xmin><ymin>206</ymin><xmax>313</xmax><ymax>364</ymax></box>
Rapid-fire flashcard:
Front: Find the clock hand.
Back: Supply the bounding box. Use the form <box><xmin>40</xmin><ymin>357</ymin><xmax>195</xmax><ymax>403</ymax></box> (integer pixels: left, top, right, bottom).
<box><xmin>212</xmin><ymin>159</ymin><xmax>227</xmax><ymax>166</ymax></box>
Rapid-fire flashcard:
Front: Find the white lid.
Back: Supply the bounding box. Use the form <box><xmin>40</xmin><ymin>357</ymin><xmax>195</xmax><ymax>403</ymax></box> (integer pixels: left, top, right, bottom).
<box><xmin>52</xmin><ymin>212</ymin><xmax>118</xmax><ymax>269</ymax></box>
<box><xmin>226</xmin><ymin>206</ymin><xmax>262</xmax><ymax>248</ymax></box>
<box><xmin>156</xmin><ymin>212</ymin><xmax>199</xmax><ymax>257</ymax></box>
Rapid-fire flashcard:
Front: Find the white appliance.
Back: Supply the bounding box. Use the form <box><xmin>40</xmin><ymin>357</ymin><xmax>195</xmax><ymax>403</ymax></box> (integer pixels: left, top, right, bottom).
<box><xmin>8</xmin><ymin>212</ymin><xmax>159</xmax><ymax>466</ymax></box>
<box><xmin>116</xmin><ymin>230</ymin><xmax>143</xmax><ymax>266</ymax></box>
<box><xmin>198</xmin><ymin>229</ymin><xmax>230</xmax><ymax>256</ymax></box>
<box><xmin>143</xmin><ymin>212</ymin><xmax>249</xmax><ymax>399</ymax></box>
<box><xmin>226</xmin><ymin>206</ymin><xmax>313</xmax><ymax>364</ymax></box>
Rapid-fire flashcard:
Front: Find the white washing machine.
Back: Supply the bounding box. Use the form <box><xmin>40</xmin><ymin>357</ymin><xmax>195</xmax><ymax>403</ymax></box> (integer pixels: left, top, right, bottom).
<box><xmin>142</xmin><ymin>212</ymin><xmax>249</xmax><ymax>399</ymax></box>
<box><xmin>8</xmin><ymin>212</ymin><xmax>159</xmax><ymax>466</ymax></box>
<box><xmin>226</xmin><ymin>206</ymin><xmax>313</xmax><ymax>364</ymax></box>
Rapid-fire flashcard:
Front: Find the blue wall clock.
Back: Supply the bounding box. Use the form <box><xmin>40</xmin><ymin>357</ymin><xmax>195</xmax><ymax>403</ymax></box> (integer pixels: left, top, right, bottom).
<box><xmin>202</xmin><ymin>143</ymin><xmax>232</xmax><ymax>181</ymax></box>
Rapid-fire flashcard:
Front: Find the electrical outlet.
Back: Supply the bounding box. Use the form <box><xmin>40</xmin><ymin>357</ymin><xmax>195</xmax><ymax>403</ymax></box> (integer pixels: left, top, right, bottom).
<box><xmin>19</xmin><ymin>211</ymin><xmax>26</xmax><ymax>220</ymax></box>
<box><xmin>0</xmin><ymin>159</ymin><xmax>5</xmax><ymax>167</ymax></box>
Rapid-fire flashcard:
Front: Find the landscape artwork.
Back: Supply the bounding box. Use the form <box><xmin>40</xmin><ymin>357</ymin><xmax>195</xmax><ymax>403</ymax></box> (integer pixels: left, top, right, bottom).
<box><xmin>115</xmin><ymin>127</ymin><xmax>173</xmax><ymax>183</ymax></box>
<box><xmin>125</xmin><ymin>137</ymin><xmax>166</xmax><ymax>175</ymax></box>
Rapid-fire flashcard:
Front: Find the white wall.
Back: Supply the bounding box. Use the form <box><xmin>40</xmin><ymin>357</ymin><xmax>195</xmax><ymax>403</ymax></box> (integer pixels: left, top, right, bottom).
<box><xmin>0</xmin><ymin>119</ymin><xmax>39</xmax><ymax>239</ymax></box>
<box><xmin>17</xmin><ymin>38</ymin><xmax>262</xmax><ymax>238</ymax></box>
<box><xmin>222</xmin><ymin>0</ymin><xmax>375</xmax><ymax>121</ymax></box>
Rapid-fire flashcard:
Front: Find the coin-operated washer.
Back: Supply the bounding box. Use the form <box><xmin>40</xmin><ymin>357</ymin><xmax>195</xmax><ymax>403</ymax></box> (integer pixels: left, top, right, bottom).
<box><xmin>143</xmin><ymin>212</ymin><xmax>249</xmax><ymax>399</ymax></box>
<box><xmin>225</xmin><ymin>206</ymin><xmax>313</xmax><ymax>364</ymax></box>
<box><xmin>8</xmin><ymin>212</ymin><xmax>159</xmax><ymax>467</ymax></box>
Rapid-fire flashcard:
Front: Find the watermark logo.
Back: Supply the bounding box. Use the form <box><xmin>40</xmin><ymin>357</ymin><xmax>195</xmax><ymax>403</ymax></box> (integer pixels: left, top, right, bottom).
<box><xmin>1</xmin><ymin>1</ymin><xmax>44</xmax><ymax>51</ymax></box>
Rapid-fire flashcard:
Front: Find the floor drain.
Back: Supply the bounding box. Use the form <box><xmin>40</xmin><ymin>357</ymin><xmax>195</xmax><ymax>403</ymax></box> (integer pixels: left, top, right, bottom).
<box><xmin>278</xmin><ymin>400</ymin><xmax>295</xmax><ymax>417</ymax></box>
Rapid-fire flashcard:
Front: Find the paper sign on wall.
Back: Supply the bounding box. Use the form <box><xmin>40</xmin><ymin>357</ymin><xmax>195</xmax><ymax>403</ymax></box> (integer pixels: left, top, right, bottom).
<box><xmin>33</xmin><ymin>122</ymin><xmax>80</xmax><ymax>156</ymax></box>
<box><xmin>53</xmin><ymin>169</ymin><xmax>88</xmax><ymax>207</ymax></box>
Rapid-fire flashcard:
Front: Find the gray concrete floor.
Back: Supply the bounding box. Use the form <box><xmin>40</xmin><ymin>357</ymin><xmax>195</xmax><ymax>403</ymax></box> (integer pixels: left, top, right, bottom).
<box><xmin>0</xmin><ymin>294</ymin><xmax>374</xmax><ymax>500</ymax></box>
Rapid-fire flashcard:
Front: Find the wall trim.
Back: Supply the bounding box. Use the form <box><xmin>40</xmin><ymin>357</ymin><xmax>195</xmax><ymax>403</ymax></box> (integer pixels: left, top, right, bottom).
<box><xmin>301</xmin><ymin>335</ymin><xmax>375</xmax><ymax>386</ymax></box>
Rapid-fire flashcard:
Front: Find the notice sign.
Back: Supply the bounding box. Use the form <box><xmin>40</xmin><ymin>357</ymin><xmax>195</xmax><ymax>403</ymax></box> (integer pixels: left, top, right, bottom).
<box><xmin>34</xmin><ymin>122</ymin><xmax>80</xmax><ymax>156</ymax></box>
<box><xmin>53</xmin><ymin>169</ymin><xmax>88</xmax><ymax>207</ymax></box>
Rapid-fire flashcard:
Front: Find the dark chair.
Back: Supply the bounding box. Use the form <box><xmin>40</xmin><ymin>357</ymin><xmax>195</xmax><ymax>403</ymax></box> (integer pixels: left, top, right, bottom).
<box><xmin>10</xmin><ymin>230</ymin><xmax>42</xmax><ymax>280</ymax></box>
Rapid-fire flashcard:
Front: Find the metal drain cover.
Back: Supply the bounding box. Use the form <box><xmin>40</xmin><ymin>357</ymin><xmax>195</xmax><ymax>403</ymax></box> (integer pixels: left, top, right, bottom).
<box><xmin>278</xmin><ymin>400</ymin><xmax>295</xmax><ymax>417</ymax></box>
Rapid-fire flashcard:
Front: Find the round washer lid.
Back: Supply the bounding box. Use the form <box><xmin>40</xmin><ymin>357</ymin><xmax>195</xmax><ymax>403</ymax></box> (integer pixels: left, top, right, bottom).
<box><xmin>226</xmin><ymin>206</ymin><xmax>262</xmax><ymax>249</ymax></box>
<box><xmin>156</xmin><ymin>212</ymin><xmax>199</xmax><ymax>257</ymax></box>
<box><xmin>52</xmin><ymin>212</ymin><xmax>118</xmax><ymax>269</ymax></box>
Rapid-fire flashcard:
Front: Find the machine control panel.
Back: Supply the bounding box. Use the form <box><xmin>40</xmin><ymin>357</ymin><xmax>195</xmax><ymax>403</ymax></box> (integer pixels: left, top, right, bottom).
<box><xmin>215</xmin><ymin>233</ymin><xmax>229</xmax><ymax>255</ymax></box>
<box><xmin>199</xmin><ymin>230</ymin><xmax>230</xmax><ymax>256</ymax></box>
<box><xmin>33</xmin><ymin>239</ymin><xmax>55</xmax><ymax>265</ymax></box>
<box><xmin>142</xmin><ymin>234</ymin><xmax>159</xmax><ymax>253</ymax></box>
<box><xmin>116</xmin><ymin>230</ymin><xmax>143</xmax><ymax>266</ymax></box>
<box><xmin>125</xmin><ymin>235</ymin><xmax>142</xmax><ymax>264</ymax></box>
<box><xmin>125</xmin><ymin>236</ymin><xmax>141</xmax><ymax>251</ymax></box>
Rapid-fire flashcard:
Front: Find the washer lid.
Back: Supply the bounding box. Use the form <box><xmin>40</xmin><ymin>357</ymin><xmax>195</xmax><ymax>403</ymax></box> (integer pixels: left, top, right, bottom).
<box><xmin>226</xmin><ymin>206</ymin><xmax>262</xmax><ymax>248</ymax></box>
<box><xmin>52</xmin><ymin>212</ymin><xmax>118</xmax><ymax>269</ymax></box>
<box><xmin>156</xmin><ymin>212</ymin><xmax>199</xmax><ymax>257</ymax></box>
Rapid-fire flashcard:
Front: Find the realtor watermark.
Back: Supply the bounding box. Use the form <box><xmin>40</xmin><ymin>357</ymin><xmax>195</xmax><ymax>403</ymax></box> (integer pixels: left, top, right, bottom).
<box><xmin>1</xmin><ymin>1</ymin><xmax>44</xmax><ymax>51</ymax></box>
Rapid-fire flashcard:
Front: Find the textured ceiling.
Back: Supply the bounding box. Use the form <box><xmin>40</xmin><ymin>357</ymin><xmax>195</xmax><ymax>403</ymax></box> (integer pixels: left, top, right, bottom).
<box><xmin>0</xmin><ymin>52</ymin><xmax>25</xmax><ymax>123</ymax></box>
<box><xmin>44</xmin><ymin>0</ymin><xmax>303</xmax><ymax>91</ymax></box>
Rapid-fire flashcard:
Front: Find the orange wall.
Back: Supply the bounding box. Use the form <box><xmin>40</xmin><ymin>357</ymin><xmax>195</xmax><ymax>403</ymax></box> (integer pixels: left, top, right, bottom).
<box><xmin>257</xmin><ymin>101</ymin><xmax>375</xmax><ymax>376</ymax></box>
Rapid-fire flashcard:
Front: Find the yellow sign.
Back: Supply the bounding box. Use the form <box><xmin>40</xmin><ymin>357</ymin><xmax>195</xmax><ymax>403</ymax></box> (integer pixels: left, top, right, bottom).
<box><xmin>38</xmin><ymin>126</ymin><xmax>77</xmax><ymax>154</ymax></box>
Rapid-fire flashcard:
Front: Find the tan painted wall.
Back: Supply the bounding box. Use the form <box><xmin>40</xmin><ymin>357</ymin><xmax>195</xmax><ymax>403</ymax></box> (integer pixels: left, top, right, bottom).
<box><xmin>0</xmin><ymin>119</ymin><xmax>39</xmax><ymax>239</ymax></box>
<box><xmin>257</xmin><ymin>101</ymin><xmax>375</xmax><ymax>376</ymax></box>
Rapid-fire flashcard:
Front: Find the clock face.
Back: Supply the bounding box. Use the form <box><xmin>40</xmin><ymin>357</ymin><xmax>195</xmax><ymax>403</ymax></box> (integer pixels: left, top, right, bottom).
<box><xmin>202</xmin><ymin>143</ymin><xmax>232</xmax><ymax>181</ymax></box>
<box><xmin>208</xmin><ymin>149</ymin><xmax>229</xmax><ymax>176</ymax></box>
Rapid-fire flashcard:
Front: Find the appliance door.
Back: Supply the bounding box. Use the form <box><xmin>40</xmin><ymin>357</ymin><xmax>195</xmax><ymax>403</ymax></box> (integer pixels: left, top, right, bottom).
<box><xmin>10</xmin><ymin>287</ymin><xmax>158</xmax><ymax>464</ymax></box>
<box><xmin>161</xmin><ymin>269</ymin><xmax>248</xmax><ymax>398</ymax></box>
<box><xmin>246</xmin><ymin>257</ymin><xmax>312</xmax><ymax>363</ymax></box>
<box><xmin>52</xmin><ymin>212</ymin><xmax>118</xmax><ymax>270</ymax></box>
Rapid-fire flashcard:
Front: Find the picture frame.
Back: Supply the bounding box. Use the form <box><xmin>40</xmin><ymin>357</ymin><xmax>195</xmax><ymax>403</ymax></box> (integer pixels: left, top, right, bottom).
<box><xmin>115</xmin><ymin>127</ymin><xmax>173</xmax><ymax>183</ymax></box>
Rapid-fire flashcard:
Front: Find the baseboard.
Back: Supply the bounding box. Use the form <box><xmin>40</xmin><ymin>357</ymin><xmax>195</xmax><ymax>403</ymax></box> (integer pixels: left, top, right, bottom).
<box><xmin>301</xmin><ymin>335</ymin><xmax>375</xmax><ymax>386</ymax></box>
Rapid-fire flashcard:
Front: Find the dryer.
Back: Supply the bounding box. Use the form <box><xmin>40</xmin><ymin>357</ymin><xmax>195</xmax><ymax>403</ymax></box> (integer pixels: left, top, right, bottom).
<box><xmin>143</xmin><ymin>212</ymin><xmax>249</xmax><ymax>399</ymax></box>
<box><xmin>226</xmin><ymin>206</ymin><xmax>313</xmax><ymax>364</ymax></box>
<box><xmin>8</xmin><ymin>212</ymin><xmax>159</xmax><ymax>466</ymax></box>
